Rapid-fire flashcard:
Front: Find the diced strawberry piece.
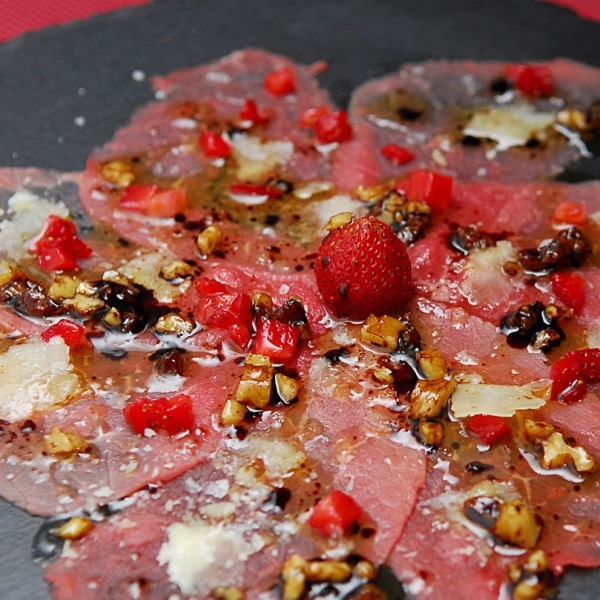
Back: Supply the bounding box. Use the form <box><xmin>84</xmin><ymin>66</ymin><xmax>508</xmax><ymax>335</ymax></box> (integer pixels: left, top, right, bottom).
<box><xmin>314</xmin><ymin>215</ymin><xmax>411</xmax><ymax>320</ymax></box>
<box><xmin>314</xmin><ymin>110</ymin><xmax>352</xmax><ymax>144</ymax></box>
<box><xmin>123</xmin><ymin>393</ymin><xmax>194</xmax><ymax>436</ymax></box>
<box><xmin>147</xmin><ymin>189</ymin><xmax>188</xmax><ymax>218</ymax></box>
<box><xmin>251</xmin><ymin>318</ymin><xmax>300</xmax><ymax>362</ymax></box>
<box><xmin>552</xmin><ymin>201</ymin><xmax>587</xmax><ymax>226</ymax></box>
<box><xmin>550</xmin><ymin>349</ymin><xmax>600</xmax><ymax>403</ymax></box>
<box><xmin>199</xmin><ymin>130</ymin><xmax>231</xmax><ymax>159</ymax></box>
<box><xmin>195</xmin><ymin>278</ymin><xmax>254</xmax><ymax>349</ymax></box>
<box><xmin>229</xmin><ymin>183</ymin><xmax>282</xmax><ymax>198</ymax></box>
<box><xmin>120</xmin><ymin>184</ymin><xmax>187</xmax><ymax>217</ymax></box>
<box><xmin>299</xmin><ymin>105</ymin><xmax>331</xmax><ymax>129</ymax></box>
<box><xmin>504</xmin><ymin>64</ymin><xmax>554</xmax><ymax>97</ymax></box>
<box><xmin>551</xmin><ymin>272</ymin><xmax>586</xmax><ymax>314</ymax></box>
<box><xmin>308</xmin><ymin>490</ymin><xmax>362</xmax><ymax>537</ymax></box>
<box><xmin>41</xmin><ymin>319</ymin><xmax>87</xmax><ymax>349</ymax></box>
<box><xmin>396</xmin><ymin>170</ymin><xmax>453</xmax><ymax>213</ymax></box>
<box><xmin>264</xmin><ymin>66</ymin><xmax>296</xmax><ymax>96</ymax></box>
<box><xmin>466</xmin><ymin>415</ymin><xmax>511</xmax><ymax>445</ymax></box>
<box><xmin>33</xmin><ymin>215</ymin><xmax>92</xmax><ymax>272</ymax></box>
<box><xmin>381</xmin><ymin>144</ymin><xmax>415</xmax><ymax>165</ymax></box>
<box><xmin>238</xmin><ymin>98</ymin><xmax>269</xmax><ymax>124</ymax></box>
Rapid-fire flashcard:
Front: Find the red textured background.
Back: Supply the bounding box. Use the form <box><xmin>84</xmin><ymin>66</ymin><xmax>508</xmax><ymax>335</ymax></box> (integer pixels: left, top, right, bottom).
<box><xmin>0</xmin><ymin>0</ymin><xmax>597</xmax><ymax>43</ymax></box>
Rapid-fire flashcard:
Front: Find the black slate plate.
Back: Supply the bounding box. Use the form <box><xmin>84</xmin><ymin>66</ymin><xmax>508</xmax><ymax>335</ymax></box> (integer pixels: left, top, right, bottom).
<box><xmin>0</xmin><ymin>0</ymin><xmax>598</xmax><ymax>598</ymax></box>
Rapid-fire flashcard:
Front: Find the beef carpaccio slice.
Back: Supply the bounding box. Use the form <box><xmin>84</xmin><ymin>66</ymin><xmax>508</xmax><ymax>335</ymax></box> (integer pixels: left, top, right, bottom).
<box><xmin>338</xmin><ymin>59</ymin><xmax>600</xmax><ymax>190</ymax></box>
<box><xmin>80</xmin><ymin>49</ymin><xmax>347</xmax><ymax>264</ymax></box>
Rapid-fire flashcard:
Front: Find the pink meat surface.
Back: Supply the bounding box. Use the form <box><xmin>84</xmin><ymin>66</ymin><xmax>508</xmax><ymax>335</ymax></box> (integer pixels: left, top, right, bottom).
<box><xmin>346</xmin><ymin>59</ymin><xmax>600</xmax><ymax>186</ymax></box>
<box><xmin>80</xmin><ymin>49</ymin><xmax>339</xmax><ymax>255</ymax></box>
<box><xmin>0</xmin><ymin>357</ymin><xmax>241</xmax><ymax>516</ymax></box>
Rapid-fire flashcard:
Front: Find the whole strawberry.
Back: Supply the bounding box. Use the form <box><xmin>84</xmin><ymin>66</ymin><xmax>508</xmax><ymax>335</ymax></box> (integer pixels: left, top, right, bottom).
<box><xmin>314</xmin><ymin>214</ymin><xmax>412</xmax><ymax>320</ymax></box>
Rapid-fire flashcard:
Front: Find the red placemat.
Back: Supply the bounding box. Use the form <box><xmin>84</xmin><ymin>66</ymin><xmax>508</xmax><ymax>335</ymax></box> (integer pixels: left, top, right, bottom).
<box><xmin>0</xmin><ymin>0</ymin><xmax>598</xmax><ymax>44</ymax></box>
<box><xmin>0</xmin><ymin>0</ymin><xmax>151</xmax><ymax>43</ymax></box>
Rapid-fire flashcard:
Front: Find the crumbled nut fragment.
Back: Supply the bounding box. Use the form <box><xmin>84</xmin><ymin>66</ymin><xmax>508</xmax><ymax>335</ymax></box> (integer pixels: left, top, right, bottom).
<box><xmin>417</xmin><ymin>349</ymin><xmax>448</xmax><ymax>380</ymax></box>
<box><xmin>102</xmin><ymin>160</ymin><xmax>135</xmax><ymax>187</ymax></box>
<box><xmin>102</xmin><ymin>269</ymin><xmax>130</xmax><ymax>286</ymax></box>
<box><xmin>53</xmin><ymin>517</ymin><xmax>94</xmax><ymax>540</ymax></box>
<box><xmin>325</xmin><ymin>212</ymin><xmax>353</xmax><ymax>231</ymax></box>
<box><xmin>361</xmin><ymin>314</ymin><xmax>405</xmax><ymax>350</ymax></box>
<box><xmin>252</xmin><ymin>292</ymin><xmax>273</xmax><ymax>313</ymax></box>
<box><xmin>44</xmin><ymin>427</ymin><xmax>90</xmax><ymax>459</ymax></box>
<box><xmin>234</xmin><ymin>354</ymin><xmax>274</xmax><ymax>409</ymax></box>
<box><xmin>282</xmin><ymin>555</ymin><xmax>307</xmax><ymax>600</ymax></box>
<box><xmin>274</xmin><ymin>373</ymin><xmax>300</xmax><ymax>404</ymax></box>
<box><xmin>355</xmin><ymin>184</ymin><xmax>391</xmax><ymax>203</ymax></box>
<box><xmin>213</xmin><ymin>588</ymin><xmax>244</xmax><ymax>600</ymax></box>
<box><xmin>155</xmin><ymin>313</ymin><xmax>196</xmax><ymax>336</ymax></box>
<box><xmin>376</xmin><ymin>191</ymin><xmax>431</xmax><ymax>246</ymax></box>
<box><xmin>197</xmin><ymin>225</ymin><xmax>223</xmax><ymax>256</ymax></box>
<box><xmin>63</xmin><ymin>293</ymin><xmax>105</xmax><ymax>315</ymax></box>
<box><xmin>76</xmin><ymin>281</ymin><xmax>98</xmax><ymax>296</ymax></box>
<box><xmin>509</xmin><ymin>550</ymin><xmax>555</xmax><ymax>600</ymax></box>
<box><xmin>353</xmin><ymin>560</ymin><xmax>377</xmax><ymax>581</ymax></box>
<box><xmin>418</xmin><ymin>419</ymin><xmax>445</xmax><ymax>447</ymax></box>
<box><xmin>160</xmin><ymin>260</ymin><xmax>194</xmax><ymax>281</ymax></box>
<box><xmin>492</xmin><ymin>500</ymin><xmax>542</xmax><ymax>549</ymax></box>
<box><xmin>541</xmin><ymin>431</ymin><xmax>596</xmax><ymax>473</ymax></box>
<box><xmin>305</xmin><ymin>560</ymin><xmax>352</xmax><ymax>583</ymax></box>
<box><xmin>448</xmin><ymin>225</ymin><xmax>495</xmax><ymax>256</ymax></box>
<box><xmin>372</xmin><ymin>366</ymin><xmax>394</xmax><ymax>384</ymax></box>
<box><xmin>102</xmin><ymin>306</ymin><xmax>122</xmax><ymax>328</ymax></box>
<box><xmin>556</xmin><ymin>108</ymin><xmax>588</xmax><ymax>131</ymax></box>
<box><xmin>524</xmin><ymin>419</ymin><xmax>554</xmax><ymax>442</ymax></box>
<box><xmin>48</xmin><ymin>275</ymin><xmax>80</xmax><ymax>301</ymax></box>
<box><xmin>221</xmin><ymin>398</ymin><xmax>248</xmax><ymax>426</ymax></box>
<box><xmin>410</xmin><ymin>375</ymin><xmax>456</xmax><ymax>419</ymax></box>
<box><xmin>0</xmin><ymin>260</ymin><xmax>15</xmax><ymax>287</ymax></box>
<box><xmin>293</xmin><ymin>181</ymin><xmax>333</xmax><ymax>199</ymax></box>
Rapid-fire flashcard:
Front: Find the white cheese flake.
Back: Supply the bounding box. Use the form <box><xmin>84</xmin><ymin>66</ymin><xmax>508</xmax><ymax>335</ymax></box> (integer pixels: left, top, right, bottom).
<box><xmin>0</xmin><ymin>338</ymin><xmax>79</xmax><ymax>422</ymax></box>
<box><xmin>450</xmin><ymin>383</ymin><xmax>546</xmax><ymax>418</ymax></box>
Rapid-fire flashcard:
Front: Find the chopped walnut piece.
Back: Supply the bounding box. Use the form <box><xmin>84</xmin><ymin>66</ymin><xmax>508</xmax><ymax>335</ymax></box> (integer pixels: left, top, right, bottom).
<box><xmin>325</xmin><ymin>212</ymin><xmax>354</xmax><ymax>231</ymax></box>
<box><xmin>372</xmin><ymin>366</ymin><xmax>395</xmax><ymax>384</ymax></box>
<box><xmin>44</xmin><ymin>427</ymin><xmax>90</xmax><ymax>459</ymax></box>
<box><xmin>102</xmin><ymin>269</ymin><xmax>130</xmax><ymax>287</ymax></box>
<box><xmin>101</xmin><ymin>160</ymin><xmax>135</xmax><ymax>187</ymax></box>
<box><xmin>234</xmin><ymin>354</ymin><xmax>274</xmax><ymax>409</ymax></box>
<box><xmin>492</xmin><ymin>500</ymin><xmax>542</xmax><ymax>549</ymax></box>
<box><xmin>48</xmin><ymin>275</ymin><xmax>80</xmax><ymax>302</ymax></box>
<box><xmin>410</xmin><ymin>375</ymin><xmax>456</xmax><ymax>419</ymax></box>
<box><xmin>305</xmin><ymin>560</ymin><xmax>352</xmax><ymax>583</ymax></box>
<box><xmin>418</xmin><ymin>419</ymin><xmax>445</xmax><ymax>447</ymax></box>
<box><xmin>221</xmin><ymin>398</ymin><xmax>248</xmax><ymax>426</ymax></box>
<box><xmin>509</xmin><ymin>550</ymin><xmax>556</xmax><ymax>600</ymax></box>
<box><xmin>523</xmin><ymin>419</ymin><xmax>554</xmax><ymax>442</ymax></box>
<box><xmin>213</xmin><ymin>588</ymin><xmax>245</xmax><ymax>600</ymax></box>
<box><xmin>541</xmin><ymin>431</ymin><xmax>596</xmax><ymax>473</ymax></box>
<box><xmin>353</xmin><ymin>560</ymin><xmax>377</xmax><ymax>581</ymax></box>
<box><xmin>417</xmin><ymin>349</ymin><xmax>448</xmax><ymax>380</ymax></box>
<box><xmin>53</xmin><ymin>516</ymin><xmax>94</xmax><ymax>540</ymax></box>
<box><xmin>273</xmin><ymin>373</ymin><xmax>300</xmax><ymax>404</ymax></box>
<box><xmin>197</xmin><ymin>225</ymin><xmax>223</xmax><ymax>256</ymax></box>
<box><xmin>282</xmin><ymin>555</ymin><xmax>307</xmax><ymax>600</ymax></box>
<box><xmin>361</xmin><ymin>314</ymin><xmax>405</xmax><ymax>350</ymax></box>
<box><xmin>160</xmin><ymin>260</ymin><xmax>194</xmax><ymax>281</ymax></box>
<box><xmin>155</xmin><ymin>313</ymin><xmax>196</xmax><ymax>336</ymax></box>
<box><xmin>556</xmin><ymin>108</ymin><xmax>588</xmax><ymax>130</ymax></box>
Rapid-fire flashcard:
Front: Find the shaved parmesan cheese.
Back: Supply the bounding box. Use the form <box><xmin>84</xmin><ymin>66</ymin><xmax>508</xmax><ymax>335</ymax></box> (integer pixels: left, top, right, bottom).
<box><xmin>450</xmin><ymin>383</ymin><xmax>546</xmax><ymax>418</ymax></box>
<box><xmin>231</xmin><ymin>134</ymin><xmax>294</xmax><ymax>181</ymax></box>
<box><xmin>0</xmin><ymin>338</ymin><xmax>79</xmax><ymax>422</ymax></box>
<box><xmin>248</xmin><ymin>438</ymin><xmax>306</xmax><ymax>478</ymax></box>
<box><xmin>464</xmin><ymin>105</ymin><xmax>556</xmax><ymax>151</ymax></box>
<box><xmin>312</xmin><ymin>194</ymin><xmax>363</xmax><ymax>228</ymax></box>
<box><xmin>0</xmin><ymin>191</ymin><xmax>69</xmax><ymax>260</ymax></box>
<box><xmin>118</xmin><ymin>251</ymin><xmax>190</xmax><ymax>303</ymax></box>
<box><xmin>158</xmin><ymin>521</ymin><xmax>250</xmax><ymax>595</ymax></box>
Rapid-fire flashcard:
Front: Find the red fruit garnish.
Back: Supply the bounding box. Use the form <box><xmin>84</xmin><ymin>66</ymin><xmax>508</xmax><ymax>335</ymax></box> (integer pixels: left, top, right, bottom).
<box><xmin>504</xmin><ymin>64</ymin><xmax>554</xmax><ymax>97</ymax></box>
<box><xmin>308</xmin><ymin>490</ymin><xmax>362</xmax><ymax>537</ymax></box>
<box><xmin>264</xmin><ymin>66</ymin><xmax>296</xmax><ymax>96</ymax></box>
<box><xmin>395</xmin><ymin>170</ymin><xmax>454</xmax><ymax>213</ymax></box>
<box><xmin>199</xmin><ymin>130</ymin><xmax>231</xmax><ymax>159</ymax></box>
<box><xmin>314</xmin><ymin>215</ymin><xmax>411</xmax><ymax>320</ymax></box>
<box><xmin>551</xmin><ymin>272</ymin><xmax>585</xmax><ymax>314</ymax></box>
<box><xmin>314</xmin><ymin>110</ymin><xmax>352</xmax><ymax>144</ymax></box>
<box><xmin>466</xmin><ymin>414</ymin><xmax>511</xmax><ymax>446</ymax></box>
<box><xmin>120</xmin><ymin>184</ymin><xmax>188</xmax><ymax>218</ymax></box>
<box><xmin>41</xmin><ymin>319</ymin><xmax>87</xmax><ymax>349</ymax></box>
<box><xmin>123</xmin><ymin>394</ymin><xmax>194</xmax><ymax>436</ymax></box>
<box><xmin>550</xmin><ymin>348</ymin><xmax>600</xmax><ymax>403</ymax></box>
<box><xmin>238</xmin><ymin>98</ymin><xmax>269</xmax><ymax>125</ymax></box>
<box><xmin>552</xmin><ymin>201</ymin><xmax>587</xmax><ymax>226</ymax></box>
<box><xmin>381</xmin><ymin>143</ymin><xmax>415</xmax><ymax>165</ymax></box>
<box><xmin>300</xmin><ymin>105</ymin><xmax>331</xmax><ymax>129</ymax></box>
<box><xmin>251</xmin><ymin>318</ymin><xmax>300</xmax><ymax>362</ymax></box>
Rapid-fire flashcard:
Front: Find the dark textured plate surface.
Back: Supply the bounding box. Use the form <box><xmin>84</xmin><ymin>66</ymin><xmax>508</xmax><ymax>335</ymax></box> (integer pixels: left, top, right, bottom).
<box><xmin>0</xmin><ymin>0</ymin><xmax>598</xmax><ymax>598</ymax></box>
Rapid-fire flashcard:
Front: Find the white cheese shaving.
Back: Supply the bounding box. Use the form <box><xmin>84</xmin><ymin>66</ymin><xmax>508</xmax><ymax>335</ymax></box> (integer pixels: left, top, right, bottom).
<box><xmin>247</xmin><ymin>438</ymin><xmax>306</xmax><ymax>478</ymax></box>
<box><xmin>312</xmin><ymin>194</ymin><xmax>363</xmax><ymax>229</ymax></box>
<box><xmin>464</xmin><ymin>104</ymin><xmax>556</xmax><ymax>151</ymax></box>
<box><xmin>118</xmin><ymin>251</ymin><xmax>190</xmax><ymax>303</ymax></box>
<box><xmin>0</xmin><ymin>190</ymin><xmax>69</xmax><ymax>260</ymax></box>
<box><xmin>158</xmin><ymin>520</ymin><xmax>251</xmax><ymax>595</ymax></box>
<box><xmin>450</xmin><ymin>383</ymin><xmax>546</xmax><ymax>418</ymax></box>
<box><xmin>0</xmin><ymin>338</ymin><xmax>79</xmax><ymax>422</ymax></box>
<box><xmin>231</xmin><ymin>134</ymin><xmax>294</xmax><ymax>181</ymax></box>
